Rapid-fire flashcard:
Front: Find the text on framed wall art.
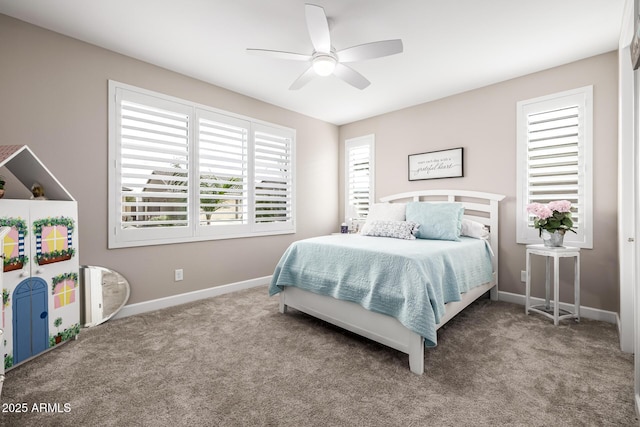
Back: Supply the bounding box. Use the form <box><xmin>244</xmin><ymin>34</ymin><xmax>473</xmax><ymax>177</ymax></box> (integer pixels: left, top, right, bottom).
<box><xmin>408</xmin><ymin>147</ymin><xmax>464</xmax><ymax>181</ymax></box>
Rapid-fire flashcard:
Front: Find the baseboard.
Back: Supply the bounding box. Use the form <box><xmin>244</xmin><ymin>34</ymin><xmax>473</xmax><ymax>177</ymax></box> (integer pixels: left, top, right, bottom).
<box><xmin>113</xmin><ymin>283</ymin><xmax>617</xmax><ymax>324</ymax></box>
<box><xmin>616</xmin><ymin>312</ymin><xmax>623</xmax><ymax>339</ymax></box>
<box><xmin>498</xmin><ymin>291</ymin><xmax>617</xmax><ymax>324</ymax></box>
<box><xmin>113</xmin><ymin>275</ymin><xmax>272</xmax><ymax>320</ymax></box>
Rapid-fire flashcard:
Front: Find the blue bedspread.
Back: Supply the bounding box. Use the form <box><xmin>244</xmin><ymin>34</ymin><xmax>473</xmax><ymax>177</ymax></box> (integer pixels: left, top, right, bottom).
<box><xmin>269</xmin><ymin>234</ymin><xmax>493</xmax><ymax>347</ymax></box>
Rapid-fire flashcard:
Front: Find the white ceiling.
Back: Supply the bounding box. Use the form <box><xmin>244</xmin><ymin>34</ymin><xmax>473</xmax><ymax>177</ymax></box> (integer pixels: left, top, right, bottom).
<box><xmin>0</xmin><ymin>0</ymin><xmax>626</xmax><ymax>125</ymax></box>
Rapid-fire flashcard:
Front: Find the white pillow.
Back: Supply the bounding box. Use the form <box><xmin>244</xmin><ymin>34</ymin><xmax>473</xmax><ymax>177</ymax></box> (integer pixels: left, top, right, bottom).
<box><xmin>366</xmin><ymin>203</ymin><xmax>406</xmax><ymax>221</ymax></box>
<box><xmin>461</xmin><ymin>219</ymin><xmax>489</xmax><ymax>239</ymax></box>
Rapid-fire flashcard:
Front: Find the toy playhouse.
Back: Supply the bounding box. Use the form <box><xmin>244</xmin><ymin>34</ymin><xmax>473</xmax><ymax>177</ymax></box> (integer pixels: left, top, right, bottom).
<box><xmin>0</xmin><ymin>145</ymin><xmax>79</xmax><ymax>370</ymax></box>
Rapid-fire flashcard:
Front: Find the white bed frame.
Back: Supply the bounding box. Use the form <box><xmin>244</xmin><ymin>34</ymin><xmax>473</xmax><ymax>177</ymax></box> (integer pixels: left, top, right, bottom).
<box><xmin>278</xmin><ymin>190</ymin><xmax>506</xmax><ymax>375</ymax></box>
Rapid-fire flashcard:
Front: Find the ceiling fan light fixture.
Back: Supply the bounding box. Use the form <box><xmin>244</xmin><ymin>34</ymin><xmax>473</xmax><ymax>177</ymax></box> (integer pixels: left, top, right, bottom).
<box><xmin>312</xmin><ymin>55</ymin><xmax>336</xmax><ymax>76</ymax></box>
<box><xmin>247</xmin><ymin>4</ymin><xmax>402</xmax><ymax>90</ymax></box>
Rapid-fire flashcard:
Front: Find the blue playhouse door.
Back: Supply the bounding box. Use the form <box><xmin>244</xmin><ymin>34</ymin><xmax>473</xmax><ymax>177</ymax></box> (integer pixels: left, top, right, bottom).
<box><xmin>13</xmin><ymin>278</ymin><xmax>49</xmax><ymax>365</ymax></box>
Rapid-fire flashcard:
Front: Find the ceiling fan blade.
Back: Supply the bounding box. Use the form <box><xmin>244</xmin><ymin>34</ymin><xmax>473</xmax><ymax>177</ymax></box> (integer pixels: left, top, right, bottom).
<box><xmin>333</xmin><ymin>63</ymin><xmax>370</xmax><ymax>90</ymax></box>
<box><xmin>337</xmin><ymin>39</ymin><xmax>404</xmax><ymax>63</ymax></box>
<box><xmin>246</xmin><ymin>48</ymin><xmax>311</xmax><ymax>61</ymax></box>
<box><xmin>305</xmin><ymin>4</ymin><xmax>331</xmax><ymax>53</ymax></box>
<box><xmin>289</xmin><ymin>66</ymin><xmax>317</xmax><ymax>90</ymax></box>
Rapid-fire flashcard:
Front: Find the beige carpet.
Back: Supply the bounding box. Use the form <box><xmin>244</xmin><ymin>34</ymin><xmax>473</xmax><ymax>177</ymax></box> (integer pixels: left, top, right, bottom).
<box><xmin>1</xmin><ymin>286</ymin><xmax>636</xmax><ymax>426</ymax></box>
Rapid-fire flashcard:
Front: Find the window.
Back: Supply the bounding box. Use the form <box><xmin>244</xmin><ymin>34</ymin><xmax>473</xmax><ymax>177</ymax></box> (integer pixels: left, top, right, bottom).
<box><xmin>345</xmin><ymin>135</ymin><xmax>375</xmax><ymax>220</ymax></box>
<box><xmin>196</xmin><ymin>110</ymin><xmax>249</xmax><ymax>236</ymax></box>
<box><xmin>52</xmin><ymin>273</ymin><xmax>78</xmax><ymax>309</ymax></box>
<box><xmin>41</xmin><ymin>225</ymin><xmax>68</xmax><ymax>252</ymax></box>
<box><xmin>33</xmin><ymin>217</ymin><xmax>75</xmax><ymax>265</ymax></box>
<box><xmin>109</xmin><ymin>81</ymin><xmax>295</xmax><ymax>248</ymax></box>
<box><xmin>1</xmin><ymin>221</ymin><xmax>26</xmax><ymax>269</ymax></box>
<box><xmin>516</xmin><ymin>86</ymin><xmax>593</xmax><ymax>248</ymax></box>
<box><xmin>253</xmin><ymin>124</ymin><xmax>294</xmax><ymax>228</ymax></box>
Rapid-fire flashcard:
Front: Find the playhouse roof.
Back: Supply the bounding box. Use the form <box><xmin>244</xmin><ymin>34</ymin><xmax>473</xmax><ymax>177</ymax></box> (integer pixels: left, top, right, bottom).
<box><xmin>0</xmin><ymin>145</ymin><xmax>75</xmax><ymax>201</ymax></box>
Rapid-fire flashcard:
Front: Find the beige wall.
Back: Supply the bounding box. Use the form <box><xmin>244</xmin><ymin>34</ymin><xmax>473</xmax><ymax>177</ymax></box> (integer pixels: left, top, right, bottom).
<box><xmin>339</xmin><ymin>52</ymin><xmax>619</xmax><ymax>312</ymax></box>
<box><xmin>0</xmin><ymin>14</ymin><xmax>620</xmax><ymax>312</ymax></box>
<box><xmin>0</xmin><ymin>15</ymin><xmax>339</xmax><ymax>304</ymax></box>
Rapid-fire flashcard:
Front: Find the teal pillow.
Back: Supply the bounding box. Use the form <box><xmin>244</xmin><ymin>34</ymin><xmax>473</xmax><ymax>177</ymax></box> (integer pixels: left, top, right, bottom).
<box><xmin>405</xmin><ymin>202</ymin><xmax>464</xmax><ymax>241</ymax></box>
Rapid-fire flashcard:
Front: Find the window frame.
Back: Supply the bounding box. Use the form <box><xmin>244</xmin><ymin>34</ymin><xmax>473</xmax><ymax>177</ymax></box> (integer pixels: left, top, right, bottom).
<box><xmin>108</xmin><ymin>80</ymin><xmax>296</xmax><ymax>248</ymax></box>
<box><xmin>516</xmin><ymin>86</ymin><xmax>593</xmax><ymax>248</ymax></box>
<box><xmin>344</xmin><ymin>134</ymin><xmax>375</xmax><ymax>222</ymax></box>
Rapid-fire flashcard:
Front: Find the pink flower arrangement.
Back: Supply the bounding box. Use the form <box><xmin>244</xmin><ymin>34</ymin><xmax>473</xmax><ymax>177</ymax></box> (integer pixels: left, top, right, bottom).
<box><xmin>526</xmin><ymin>200</ymin><xmax>576</xmax><ymax>236</ymax></box>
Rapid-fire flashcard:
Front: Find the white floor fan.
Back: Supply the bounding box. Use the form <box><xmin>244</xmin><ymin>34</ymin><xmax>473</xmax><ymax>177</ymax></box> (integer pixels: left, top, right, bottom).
<box><xmin>246</xmin><ymin>3</ymin><xmax>403</xmax><ymax>90</ymax></box>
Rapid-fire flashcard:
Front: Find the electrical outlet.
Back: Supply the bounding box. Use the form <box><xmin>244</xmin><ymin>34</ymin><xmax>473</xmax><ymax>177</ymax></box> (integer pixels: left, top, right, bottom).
<box><xmin>521</xmin><ymin>270</ymin><xmax>527</xmax><ymax>283</ymax></box>
<box><xmin>174</xmin><ymin>269</ymin><xmax>184</xmax><ymax>282</ymax></box>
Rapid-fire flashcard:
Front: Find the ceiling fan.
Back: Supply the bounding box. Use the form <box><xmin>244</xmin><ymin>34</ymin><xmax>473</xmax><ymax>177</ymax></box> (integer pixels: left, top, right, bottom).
<box><xmin>246</xmin><ymin>3</ymin><xmax>403</xmax><ymax>90</ymax></box>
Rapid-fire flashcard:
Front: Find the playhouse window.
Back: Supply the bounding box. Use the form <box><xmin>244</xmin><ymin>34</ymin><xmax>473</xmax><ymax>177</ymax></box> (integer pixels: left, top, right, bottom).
<box><xmin>53</xmin><ymin>281</ymin><xmax>75</xmax><ymax>309</ymax></box>
<box><xmin>3</xmin><ymin>227</ymin><xmax>20</xmax><ymax>260</ymax></box>
<box><xmin>41</xmin><ymin>225</ymin><xmax>68</xmax><ymax>253</ymax></box>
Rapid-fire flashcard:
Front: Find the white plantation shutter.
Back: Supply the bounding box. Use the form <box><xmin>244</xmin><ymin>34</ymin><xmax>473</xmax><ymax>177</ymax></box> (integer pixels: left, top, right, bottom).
<box><xmin>516</xmin><ymin>87</ymin><xmax>593</xmax><ymax>248</ymax></box>
<box><xmin>345</xmin><ymin>135</ymin><xmax>375</xmax><ymax>219</ymax></box>
<box><xmin>197</xmin><ymin>111</ymin><xmax>249</xmax><ymax>231</ymax></box>
<box><xmin>109</xmin><ymin>81</ymin><xmax>295</xmax><ymax>248</ymax></box>
<box><xmin>253</xmin><ymin>125</ymin><xmax>294</xmax><ymax>229</ymax></box>
<box><xmin>526</xmin><ymin>106</ymin><xmax>580</xmax><ymax>212</ymax></box>
<box><xmin>114</xmin><ymin>90</ymin><xmax>192</xmax><ymax>244</ymax></box>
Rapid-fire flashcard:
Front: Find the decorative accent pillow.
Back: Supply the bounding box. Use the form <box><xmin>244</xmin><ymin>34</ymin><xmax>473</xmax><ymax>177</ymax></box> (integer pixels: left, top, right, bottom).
<box><xmin>461</xmin><ymin>219</ymin><xmax>489</xmax><ymax>239</ymax></box>
<box><xmin>405</xmin><ymin>202</ymin><xmax>464</xmax><ymax>241</ymax></box>
<box><xmin>360</xmin><ymin>220</ymin><xmax>419</xmax><ymax>240</ymax></box>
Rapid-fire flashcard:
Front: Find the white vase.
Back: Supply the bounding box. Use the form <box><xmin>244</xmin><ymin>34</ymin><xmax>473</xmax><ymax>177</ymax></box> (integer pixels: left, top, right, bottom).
<box><xmin>541</xmin><ymin>230</ymin><xmax>564</xmax><ymax>247</ymax></box>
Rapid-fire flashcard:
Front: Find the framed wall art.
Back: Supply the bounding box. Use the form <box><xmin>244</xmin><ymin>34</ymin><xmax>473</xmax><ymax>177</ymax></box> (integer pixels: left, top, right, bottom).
<box><xmin>408</xmin><ymin>147</ymin><xmax>463</xmax><ymax>181</ymax></box>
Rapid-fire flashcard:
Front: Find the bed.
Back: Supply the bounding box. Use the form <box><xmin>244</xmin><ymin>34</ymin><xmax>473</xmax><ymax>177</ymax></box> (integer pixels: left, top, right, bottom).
<box><xmin>269</xmin><ymin>190</ymin><xmax>505</xmax><ymax>374</ymax></box>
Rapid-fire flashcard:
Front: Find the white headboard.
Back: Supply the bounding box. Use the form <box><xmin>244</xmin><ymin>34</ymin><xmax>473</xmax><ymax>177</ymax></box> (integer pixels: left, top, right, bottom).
<box><xmin>379</xmin><ymin>190</ymin><xmax>506</xmax><ymax>288</ymax></box>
